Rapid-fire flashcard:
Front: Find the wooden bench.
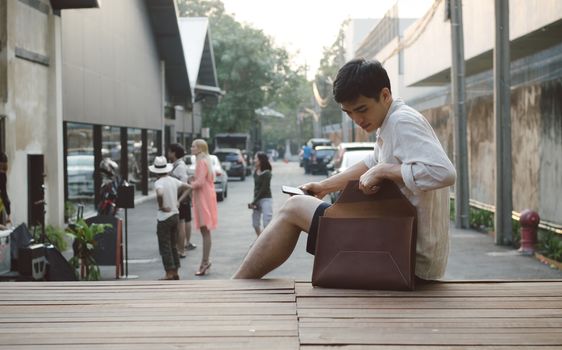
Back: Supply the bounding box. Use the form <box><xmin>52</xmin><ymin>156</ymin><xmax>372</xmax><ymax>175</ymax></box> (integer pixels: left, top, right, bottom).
<box><xmin>0</xmin><ymin>279</ymin><xmax>561</xmax><ymax>349</ymax></box>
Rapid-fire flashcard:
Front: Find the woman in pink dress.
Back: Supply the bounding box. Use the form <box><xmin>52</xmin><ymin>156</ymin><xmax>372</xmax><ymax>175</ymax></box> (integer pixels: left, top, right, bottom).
<box><xmin>189</xmin><ymin>139</ymin><xmax>218</xmax><ymax>276</ymax></box>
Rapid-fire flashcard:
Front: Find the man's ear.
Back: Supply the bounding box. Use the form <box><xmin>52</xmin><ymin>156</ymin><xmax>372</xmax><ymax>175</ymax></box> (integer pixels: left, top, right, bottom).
<box><xmin>380</xmin><ymin>87</ymin><xmax>391</xmax><ymax>102</ymax></box>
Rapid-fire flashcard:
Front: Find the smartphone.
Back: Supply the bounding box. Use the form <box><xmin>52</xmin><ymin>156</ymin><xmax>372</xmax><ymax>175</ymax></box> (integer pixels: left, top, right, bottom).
<box><xmin>282</xmin><ymin>185</ymin><xmax>308</xmax><ymax>196</ymax></box>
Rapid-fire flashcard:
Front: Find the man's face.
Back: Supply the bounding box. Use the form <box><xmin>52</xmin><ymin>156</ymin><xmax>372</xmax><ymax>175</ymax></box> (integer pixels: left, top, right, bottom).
<box><xmin>340</xmin><ymin>91</ymin><xmax>391</xmax><ymax>133</ymax></box>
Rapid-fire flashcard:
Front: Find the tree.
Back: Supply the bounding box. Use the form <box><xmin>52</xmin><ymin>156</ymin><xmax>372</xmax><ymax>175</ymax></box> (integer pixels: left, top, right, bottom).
<box><xmin>177</xmin><ymin>0</ymin><xmax>313</xmax><ymax>150</ymax></box>
<box><xmin>315</xmin><ymin>21</ymin><xmax>348</xmax><ymax>128</ymax></box>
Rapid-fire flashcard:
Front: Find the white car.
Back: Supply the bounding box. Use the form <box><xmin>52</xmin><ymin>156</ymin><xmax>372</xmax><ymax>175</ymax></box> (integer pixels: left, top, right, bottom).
<box><xmin>185</xmin><ymin>155</ymin><xmax>228</xmax><ymax>201</ymax></box>
<box><xmin>329</xmin><ymin>149</ymin><xmax>373</xmax><ymax>203</ymax></box>
<box><xmin>67</xmin><ymin>154</ymin><xmax>95</xmax><ymax>199</ymax></box>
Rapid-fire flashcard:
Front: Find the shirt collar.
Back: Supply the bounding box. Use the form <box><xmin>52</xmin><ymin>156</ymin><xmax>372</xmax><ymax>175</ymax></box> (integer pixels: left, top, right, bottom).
<box><xmin>377</xmin><ymin>98</ymin><xmax>404</xmax><ymax>139</ymax></box>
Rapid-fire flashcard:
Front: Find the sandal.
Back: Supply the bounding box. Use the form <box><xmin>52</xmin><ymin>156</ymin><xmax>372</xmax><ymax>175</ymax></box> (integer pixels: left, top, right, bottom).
<box><xmin>195</xmin><ymin>262</ymin><xmax>212</xmax><ymax>276</ymax></box>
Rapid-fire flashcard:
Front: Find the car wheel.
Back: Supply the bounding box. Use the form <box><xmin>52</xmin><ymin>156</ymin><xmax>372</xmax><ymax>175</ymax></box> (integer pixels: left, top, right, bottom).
<box><xmin>217</xmin><ymin>192</ymin><xmax>224</xmax><ymax>202</ymax></box>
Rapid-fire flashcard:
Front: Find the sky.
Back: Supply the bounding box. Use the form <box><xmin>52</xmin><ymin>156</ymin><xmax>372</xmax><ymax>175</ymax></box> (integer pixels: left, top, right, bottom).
<box><xmin>220</xmin><ymin>0</ymin><xmax>435</xmax><ymax>78</ymax></box>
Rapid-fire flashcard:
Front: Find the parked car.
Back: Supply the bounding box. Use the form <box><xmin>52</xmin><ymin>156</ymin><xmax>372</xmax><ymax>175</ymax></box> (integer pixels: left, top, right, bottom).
<box><xmin>307</xmin><ymin>138</ymin><xmax>332</xmax><ymax>149</ymax></box>
<box><xmin>67</xmin><ymin>154</ymin><xmax>95</xmax><ymax>199</ymax></box>
<box><xmin>266</xmin><ymin>149</ymin><xmax>279</xmax><ymax>162</ymax></box>
<box><xmin>327</xmin><ymin>142</ymin><xmax>376</xmax><ymax>174</ymax></box>
<box><xmin>186</xmin><ymin>155</ymin><xmax>228</xmax><ymax>201</ymax></box>
<box><xmin>241</xmin><ymin>150</ymin><xmax>253</xmax><ymax>176</ymax></box>
<box><xmin>328</xmin><ymin>148</ymin><xmax>374</xmax><ymax>203</ymax></box>
<box><xmin>213</xmin><ymin>148</ymin><xmax>247</xmax><ymax>180</ymax></box>
<box><xmin>309</xmin><ymin>146</ymin><xmax>337</xmax><ymax>175</ymax></box>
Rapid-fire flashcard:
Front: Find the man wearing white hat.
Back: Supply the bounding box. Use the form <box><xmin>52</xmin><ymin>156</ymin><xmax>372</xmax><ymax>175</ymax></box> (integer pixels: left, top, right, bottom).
<box><xmin>150</xmin><ymin>156</ymin><xmax>191</xmax><ymax>280</ymax></box>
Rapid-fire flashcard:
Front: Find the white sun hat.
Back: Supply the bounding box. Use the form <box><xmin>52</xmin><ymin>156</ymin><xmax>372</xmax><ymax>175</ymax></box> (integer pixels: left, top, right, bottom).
<box><xmin>148</xmin><ymin>156</ymin><xmax>173</xmax><ymax>174</ymax></box>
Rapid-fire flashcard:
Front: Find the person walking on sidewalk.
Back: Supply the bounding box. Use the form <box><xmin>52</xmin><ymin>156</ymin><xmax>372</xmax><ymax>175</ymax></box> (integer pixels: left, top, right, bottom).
<box><xmin>233</xmin><ymin>58</ymin><xmax>456</xmax><ymax>281</ymax></box>
<box><xmin>150</xmin><ymin>156</ymin><xmax>191</xmax><ymax>280</ymax></box>
<box><xmin>0</xmin><ymin>152</ymin><xmax>12</xmax><ymax>229</ymax></box>
<box><xmin>167</xmin><ymin>143</ymin><xmax>196</xmax><ymax>258</ymax></box>
<box><xmin>248</xmin><ymin>151</ymin><xmax>272</xmax><ymax>236</ymax></box>
<box><xmin>189</xmin><ymin>139</ymin><xmax>218</xmax><ymax>276</ymax></box>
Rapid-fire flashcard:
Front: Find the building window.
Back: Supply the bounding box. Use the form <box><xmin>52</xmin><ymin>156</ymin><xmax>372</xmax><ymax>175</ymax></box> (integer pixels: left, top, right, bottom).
<box><xmin>66</xmin><ymin>122</ymin><xmax>95</xmax><ymax>213</ymax></box>
<box><xmin>127</xmin><ymin>128</ymin><xmax>142</xmax><ymax>195</ymax></box>
<box><xmin>147</xmin><ymin>129</ymin><xmax>160</xmax><ymax>188</ymax></box>
<box><xmin>0</xmin><ymin>116</ymin><xmax>5</xmax><ymax>154</ymax></box>
<box><xmin>102</xmin><ymin>126</ymin><xmax>121</xmax><ymax>168</ymax></box>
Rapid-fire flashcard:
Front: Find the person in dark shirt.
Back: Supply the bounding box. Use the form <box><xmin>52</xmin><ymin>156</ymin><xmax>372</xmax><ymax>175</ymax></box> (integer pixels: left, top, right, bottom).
<box><xmin>248</xmin><ymin>152</ymin><xmax>272</xmax><ymax>236</ymax></box>
<box><xmin>0</xmin><ymin>152</ymin><xmax>11</xmax><ymax>228</ymax></box>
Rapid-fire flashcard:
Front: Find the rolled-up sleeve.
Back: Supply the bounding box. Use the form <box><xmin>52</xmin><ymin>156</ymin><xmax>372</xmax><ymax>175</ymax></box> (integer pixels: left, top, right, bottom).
<box><xmin>362</xmin><ymin>148</ymin><xmax>378</xmax><ymax>168</ymax></box>
<box><xmin>393</xmin><ymin>118</ymin><xmax>456</xmax><ymax>194</ymax></box>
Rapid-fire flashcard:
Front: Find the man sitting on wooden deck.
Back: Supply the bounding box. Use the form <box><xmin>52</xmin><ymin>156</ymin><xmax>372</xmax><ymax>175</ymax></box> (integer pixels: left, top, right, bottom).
<box><xmin>233</xmin><ymin>58</ymin><xmax>456</xmax><ymax>282</ymax></box>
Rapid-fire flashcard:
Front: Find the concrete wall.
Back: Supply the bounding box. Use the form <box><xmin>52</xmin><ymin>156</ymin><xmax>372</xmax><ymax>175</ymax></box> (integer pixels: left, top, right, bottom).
<box><xmin>421</xmin><ymin>75</ymin><xmax>562</xmax><ymax>225</ymax></box>
<box><xmin>0</xmin><ymin>0</ymin><xmax>64</xmax><ymax>227</ymax></box>
<box><xmin>404</xmin><ymin>0</ymin><xmax>562</xmax><ymax>86</ymax></box>
<box><xmin>62</xmin><ymin>1</ymin><xmax>162</xmax><ymax>129</ymax></box>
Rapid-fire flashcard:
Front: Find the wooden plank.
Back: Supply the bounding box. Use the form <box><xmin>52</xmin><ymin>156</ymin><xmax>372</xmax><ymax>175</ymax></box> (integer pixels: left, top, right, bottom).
<box><xmin>0</xmin><ymin>315</ymin><xmax>295</xmax><ymax>323</ymax></box>
<box><xmin>296</xmin><ymin>308</ymin><xmax>562</xmax><ymax>318</ymax></box>
<box><xmin>0</xmin><ymin>279</ymin><xmax>294</xmax><ymax>289</ymax></box>
<box><xmin>301</xmin><ymin>346</ymin><xmax>562</xmax><ymax>350</ymax></box>
<box><xmin>295</xmin><ymin>282</ymin><xmax>562</xmax><ymax>298</ymax></box>
<box><xmin>0</xmin><ymin>337</ymin><xmax>299</xmax><ymax>349</ymax></box>
<box><xmin>298</xmin><ymin>317</ymin><xmax>562</xmax><ymax>328</ymax></box>
<box><xmin>0</xmin><ymin>293</ymin><xmax>296</xmax><ymax>306</ymax></box>
<box><xmin>299</xmin><ymin>327</ymin><xmax>562</xmax><ymax>345</ymax></box>
<box><xmin>296</xmin><ymin>297</ymin><xmax>562</xmax><ymax>309</ymax></box>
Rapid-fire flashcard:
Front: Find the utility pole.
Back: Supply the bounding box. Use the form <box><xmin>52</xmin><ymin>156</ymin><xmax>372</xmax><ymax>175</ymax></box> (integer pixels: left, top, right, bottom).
<box><xmin>494</xmin><ymin>0</ymin><xmax>513</xmax><ymax>245</ymax></box>
<box><xmin>449</xmin><ymin>0</ymin><xmax>470</xmax><ymax>228</ymax></box>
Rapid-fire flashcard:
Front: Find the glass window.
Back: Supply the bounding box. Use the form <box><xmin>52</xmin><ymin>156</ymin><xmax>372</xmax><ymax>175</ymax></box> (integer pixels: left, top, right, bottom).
<box><xmin>128</xmin><ymin>128</ymin><xmax>142</xmax><ymax>194</ymax></box>
<box><xmin>66</xmin><ymin>122</ymin><xmax>95</xmax><ymax>213</ymax></box>
<box><xmin>147</xmin><ymin>130</ymin><xmax>160</xmax><ymax>189</ymax></box>
<box><xmin>102</xmin><ymin>126</ymin><xmax>121</xmax><ymax>169</ymax></box>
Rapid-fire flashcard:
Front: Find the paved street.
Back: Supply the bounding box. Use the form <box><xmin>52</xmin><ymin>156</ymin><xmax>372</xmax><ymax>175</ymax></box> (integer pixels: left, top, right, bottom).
<box><xmin>100</xmin><ymin>161</ymin><xmax>562</xmax><ymax>281</ymax></box>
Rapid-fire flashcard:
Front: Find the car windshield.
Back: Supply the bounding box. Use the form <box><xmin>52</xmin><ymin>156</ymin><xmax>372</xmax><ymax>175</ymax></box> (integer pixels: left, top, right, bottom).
<box><xmin>215</xmin><ymin>152</ymin><xmax>239</xmax><ymax>162</ymax></box>
<box><xmin>343</xmin><ymin>150</ymin><xmax>372</xmax><ymax>168</ymax></box>
<box><xmin>68</xmin><ymin>156</ymin><xmax>94</xmax><ymax>167</ymax></box>
<box><xmin>316</xmin><ymin>149</ymin><xmax>335</xmax><ymax>157</ymax></box>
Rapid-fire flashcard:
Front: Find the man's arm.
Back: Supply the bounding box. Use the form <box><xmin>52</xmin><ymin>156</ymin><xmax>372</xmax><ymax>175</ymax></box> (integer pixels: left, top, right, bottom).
<box><xmin>302</xmin><ymin>160</ymin><xmax>369</xmax><ymax>199</ymax></box>
<box><xmin>177</xmin><ymin>183</ymin><xmax>192</xmax><ymax>204</ymax></box>
<box><xmin>156</xmin><ymin>188</ymin><xmax>171</xmax><ymax>212</ymax></box>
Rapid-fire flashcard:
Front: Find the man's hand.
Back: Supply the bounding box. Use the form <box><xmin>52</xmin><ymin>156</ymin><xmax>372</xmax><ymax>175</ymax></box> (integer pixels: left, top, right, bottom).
<box><xmin>159</xmin><ymin>207</ymin><xmax>172</xmax><ymax>213</ymax></box>
<box><xmin>301</xmin><ymin>182</ymin><xmax>329</xmax><ymax>199</ymax></box>
<box><xmin>359</xmin><ymin>163</ymin><xmax>403</xmax><ymax>194</ymax></box>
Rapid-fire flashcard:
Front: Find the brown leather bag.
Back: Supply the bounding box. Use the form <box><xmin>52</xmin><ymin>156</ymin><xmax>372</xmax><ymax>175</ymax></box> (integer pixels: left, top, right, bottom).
<box><xmin>312</xmin><ymin>180</ymin><xmax>417</xmax><ymax>290</ymax></box>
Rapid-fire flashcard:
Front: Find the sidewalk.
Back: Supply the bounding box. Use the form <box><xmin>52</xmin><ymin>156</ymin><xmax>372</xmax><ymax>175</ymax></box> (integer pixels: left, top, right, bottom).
<box><xmin>102</xmin><ymin>197</ymin><xmax>562</xmax><ymax>281</ymax></box>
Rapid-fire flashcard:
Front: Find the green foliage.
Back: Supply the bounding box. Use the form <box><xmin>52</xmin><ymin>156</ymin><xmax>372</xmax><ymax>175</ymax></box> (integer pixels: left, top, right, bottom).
<box><xmin>315</xmin><ymin>21</ymin><xmax>348</xmax><ymax>127</ymax></box>
<box><xmin>32</xmin><ymin>225</ymin><xmax>70</xmax><ymax>252</ymax></box>
<box><xmin>469</xmin><ymin>207</ymin><xmax>494</xmax><ymax>232</ymax></box>
<box><xmin>177</xmin><ymin>0</ymin><xmax>314</xmax><ymax>148</ymax></box>
<box><xmin>449</xmin><ymin>198</ymin><xmax>521</xmax><ymax>248</ymax></box>
<box><xmin>537</xmin><ymin>230</ymin><xmax>562</xmax><ymax>262</ymax></box>
<box><xmin>68</xmin><ymin>219</ymin><xmax>109</xmax><ymax>281</ymax></box>
<box><xmin>65</xmin><ymin>201</ymin><xmax>77</xmax><ymax>222</ymax></box>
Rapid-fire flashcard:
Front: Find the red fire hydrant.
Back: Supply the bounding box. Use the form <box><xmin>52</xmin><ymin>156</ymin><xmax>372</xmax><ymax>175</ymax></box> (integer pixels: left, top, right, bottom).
<box><xmin>519</xmin><ymin>209</ymin><xmax>540</xmax><ymax>256</ymax></box>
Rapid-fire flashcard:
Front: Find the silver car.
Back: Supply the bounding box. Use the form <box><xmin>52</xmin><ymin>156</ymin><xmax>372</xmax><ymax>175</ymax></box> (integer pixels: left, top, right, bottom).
<box><xmin>185</xmin><ymin>155</ymin><xmax>228</xmax><ymax>201</ymax></box>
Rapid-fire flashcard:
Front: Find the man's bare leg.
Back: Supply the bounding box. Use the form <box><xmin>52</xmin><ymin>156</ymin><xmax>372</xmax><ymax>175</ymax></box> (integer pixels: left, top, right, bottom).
<box><xmin>233</xmin><ymin>195</ymin><xmax>323</xmax><ymax>279</ymax></box>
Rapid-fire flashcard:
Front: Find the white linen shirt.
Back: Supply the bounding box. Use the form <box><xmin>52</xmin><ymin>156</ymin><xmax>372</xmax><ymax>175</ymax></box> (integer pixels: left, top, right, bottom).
<box><xmin>154</xmin><ymin>176</ymin><xmax>184</xmax><ymax>222</ymax></box>
<box><xmin>363</xmin><ymin>98</ymin><xmax>456</xmax><ymax>280</ymax></box>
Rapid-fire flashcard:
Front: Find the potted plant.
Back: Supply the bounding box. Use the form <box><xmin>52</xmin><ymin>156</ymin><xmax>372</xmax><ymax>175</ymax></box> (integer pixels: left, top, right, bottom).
<box><xmin>68</xmin><ymin>219</ymin><xmax>109</xmax><ymax>281</ymax></box>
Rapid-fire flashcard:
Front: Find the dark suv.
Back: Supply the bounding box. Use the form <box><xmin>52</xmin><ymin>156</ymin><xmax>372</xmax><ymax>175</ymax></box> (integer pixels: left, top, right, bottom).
<box><xmin>214</xmin><ymin>148</ymin><xmax>247</xmax><ymax>180</ymax></box>
<box><xmin>309</xmin><ymin>146</ymin><xmax>337</xmax><ymax>175</ymax></box>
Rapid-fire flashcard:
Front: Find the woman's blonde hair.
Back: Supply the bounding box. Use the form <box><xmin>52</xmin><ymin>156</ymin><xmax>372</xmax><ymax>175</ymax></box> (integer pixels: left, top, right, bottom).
<box><xmin>193</xmin><ymin>139</ymin><xmax>214</xmax><ymax>181</ymax></box>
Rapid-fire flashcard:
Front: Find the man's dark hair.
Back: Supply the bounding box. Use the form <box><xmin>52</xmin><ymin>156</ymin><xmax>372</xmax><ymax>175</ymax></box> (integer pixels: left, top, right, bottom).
<box><xmin>168</xmin><ymin>143</ymin><xmax>185</xmax><ymax>158</ymax></box>
<box><xmin>333</xmin><ymin>58</ymin><xmax>391</xmax><ymax>103</ymax></box>
<box><xmin>0</xmin><ymin>152</ymin><xmax>7</xmax><ymax>163</ymax></box>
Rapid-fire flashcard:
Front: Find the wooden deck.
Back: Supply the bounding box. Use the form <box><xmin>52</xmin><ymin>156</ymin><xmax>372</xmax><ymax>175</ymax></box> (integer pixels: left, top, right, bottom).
<box><xmin>1</xmin><ymin>280</ymin><xmax>562</xmax><ymax>349</ymax></box>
